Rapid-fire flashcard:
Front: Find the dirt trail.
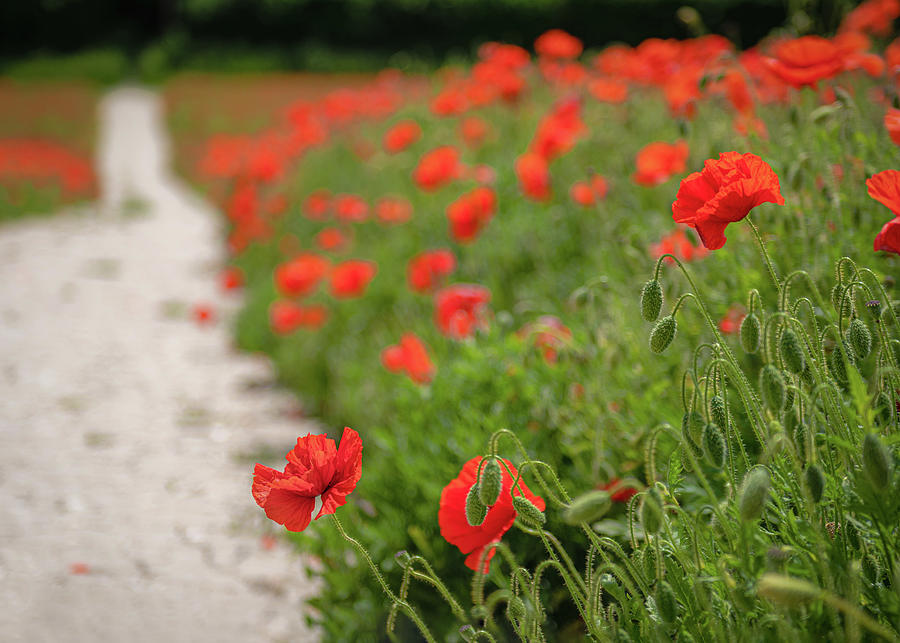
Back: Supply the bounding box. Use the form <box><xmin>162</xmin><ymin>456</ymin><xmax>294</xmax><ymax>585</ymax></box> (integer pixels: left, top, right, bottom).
<box><xmin>0</xmin><ymin>87</ymin><xmax>318</xmax><ymax>643</ymax></box>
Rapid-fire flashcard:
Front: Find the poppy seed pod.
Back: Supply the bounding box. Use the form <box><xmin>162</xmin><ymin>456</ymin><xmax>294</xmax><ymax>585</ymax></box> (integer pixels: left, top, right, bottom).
<box><xmin>650</xmin><ymin>315</ymin><xmax>677</xmax><ymax>354</ymax></box>
<box><xmin>875</xmin><ymin>391</ymin><xmax>895</xmax><ymax>427</ymax></box>
<box><xmin>738</xmin><ymin>467</ymin><xmax>770</xmax><ymax>522</ymax></box>
<box><xmin>779</xmin><ymin>328</ymin><xmax>805</xmax><ymax>374</ymax></box>
<box><xmin>656</xmin><ymin>581</ymin><xmax>679</xmax><ymax>624</ymax></box>
<box><xmin>827</xmin><ymin>347</ymin><xmax>850</xmax><ymax>385</ymax></box>
<box><xmin>848</xmin><ymin>318</ymin><xmax>872</xmax><ymax>360</ymax></box>
<box><xmin>513</xmin><ymin>495</ymin><xmax>546</xmax><ymax>527</ymax></box>
<box><xmin>703</xmin><ymin>422</ymin><xmax>727</xmax><ymax>468</ymax></box>
<box><xmin>862</xmin><ymin>433</ymin><xmax>892</xmax><ymax>491</ymax></box>
<box><xmin>640</xmin><ymin>488</ymin><xmax>664</xmax><ymax>534</ymax></box>
<box><xmin>760</xmin><ymin>365</ymin><xmax>786</xmax><ymax>411</ymax></box>
<box><xmin>740</xmin><ymin>312</ymin><xmax>761</xmax><ymax>353</ymax></box>
<box><xmin>710</xmin><ymin>395</ymin><xmax>728</xmax><ymax>428</ymax></box>
<box><xmin>641</xmin><ymin>279</ymin><xmax>663</xmax><ymax>322</ymax></box>
<box><xmin>805</xmin><ymin>465</ymin><xmax>825</xmax><ymax>503</ymax></box>
<box><xmin>757</xmin><ymin>573</ymin><xmax>821</xmax><ymax>607</ymax></box>
<box><xmin>478</xmin><ymin>458</ymin><xmax>503</xmax><ymax>507</ymax></box>
<box><xmin>465</xmin><ymin>484</ymin><xmax>488</xmax><ymax>526</ymax></box>
<box><xmin>562</xmin><ymin>490</ymin><xmax>612</xmax><ymax>525</ymax></box>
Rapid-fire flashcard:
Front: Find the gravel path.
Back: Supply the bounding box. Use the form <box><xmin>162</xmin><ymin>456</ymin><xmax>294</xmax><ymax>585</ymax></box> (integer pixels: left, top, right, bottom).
<box><xmin>0</xmin><ymin>88</ymin><xmax>319</xmax><ymax>643</ymax></box>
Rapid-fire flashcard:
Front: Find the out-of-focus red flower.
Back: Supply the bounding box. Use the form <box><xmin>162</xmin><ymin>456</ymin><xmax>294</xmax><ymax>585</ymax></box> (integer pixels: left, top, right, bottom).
<box><xmin>570</xmin><ymin>175</ymin><xmax>608</xmax><ymax>206</ymax></box>
<box><xmin>192</xmin><ymin>303</ymin><xmax>215</xmax><ymax>325</ymax></box>
<box><xmin>381</xmin><ymin>333</ymin><xmax>435</xmax><ymax>384</ymax></box>
<box><xmin>633</xmin><ymin>141</ymin><xmax>689</xmax><ymax>186</ymax></box>
<box><xmin>330</xmin><ymin>260</ymin><xmax>377</xmax><ymax>298</ymax></box>
<box><xmin>220</xmin><ymin>266</ymin><xmax>244</xmax><ymax>291</ymax></box>
<box><xmin>446</xmin><ymin>187</ymin><xmax>497</xmax><ymax>243</ymax></box>
<box><xmin>0</xmin><ymin>139</ymin><xmax>95</xmax><ymax>194</ymax></box>
<box><xmin>407</xmin><ymin>249</ymin><xmax>457</xmax><ymax>293</ymax></box>
<box><xmin>269</xmin><ymin>300</ymin><xmax>330</xmax><ymax>334</ymax></box>
<box><xmin>535</xmin><ymin>29</ymin><xmax>583</xmax><ymax>59</ymax></box>
<box><xmin>722</xmin><ymin>69</ymin><xmax>754</xmax><ymax>114</ymax></box>
<box><xmin>598</xmin><ymin>478</ymin><xmax>638</xmax><ymax>503</ymax></box>
<box><xmin>867</xmin><ymin>170</ymin><xmax>900</xmax><ymax>216</ymax></box>
<box><xmin>252</xmin><ymin>427</ymin><xmax>362</xmax><ymax>532</ymax></box>
<box><xmin>515</xmin><ymin>152</ymin><xmax>551</xmax><ymax>201</ymax></box>
<box><xmin>375</xmin><ymin>196</ymin><xmax>413</xmax><ymax>224</ymax></box>
<box><xmin>383</xmin><ymin>120</ymin><xmax>422</xmax><ymax>153</ymax></box>
<box><xmin>334</xmin><ymin>194</ymin><xmax>369</xmax><ymax>222</ymax></box>
<box><xmin>530</xmin><ymin>97</ymin><xmax>586</xmax><ymax>161</ymax></box>
<box><xmin>650</xmin><ymin>227</ymin><xmax>709</xmax><ymax>263</ymax></box>
<box><xmin>874</xmin><ymin>218</ymin><xmax>900</xmax><ymax>254</ymax></box>
<box><xmin>431</xmin><ymin>86</ymin><xmax>469</xmax><ymax>117</ymax></box>
<box><xmin>69</xmin><ymin>563</ymin><xmax>91</xmax><ymax>575</ymax></box>
<box><xmin>460</xmin><ymin>116</ymin><xmax>490</xmax><ymax>147</ymax></box>
<box><xmin>434</xmin><ymin>284</ymin><xmax>491</xmax><ymax>338</ymax></box>
<box><xmin>886</xmin><ymin>110</ymin><xmax>900</xmax><ymax>145</ymax></box>
<box><xmin>275</xmin><ymin>253</ymin><xmax>330</xmax><ymax>298</ymax></box>
<box><xmin>672</xmin><ymin>152</ymin><xmax>785</xmax><ymax>250</ymax></box>
<box><xmin>518</xmin><ymin>315</ymin><xmax>572</xmax><ymax>363</ymax></box>
<box><xmin>439</xmin><ymin>457</ymin><xmax>545</xmax><ymax>573</ymax></box>
<box><xmin>887</xmin><ymin>37</ymin><xmax>900</xmax><ymax>71</ymax></box>
<box><xmin>588</xmin><ymin>77</ymin><xmax>628</xmax><ymax>103</ymax></box>
<box><xmin>733</xmin><ymin>114</ymin><xmax>769</xmax><ymax>139</ymax></box>
<box><xmin>663</xmin><ymin>67</ymin><xmax>701</xmax><ymax>119</ymax></box>
<box><xmin>719</xmin><ymin>304</ymin><xmax>747</xmax><ymax>335</ymax></box>
<box><xmin>413</xmin><ymin>146</ymin><xmax>463</xmax><ymax>191</ymax></box>
<box><xmin>764</xmin><ymin>36</ymin><xmax>845</xmax><ymax>88</ymax></box>
<box><xmin>303</xmin><ymin>190</ymin><xmax>331</xmax><ymax>220</ymax></box>
<box><xmin>316</xmin><ymin>227</ymin><xmax>348</xmax><ymax>252</ymax></box>
<box><xmin>839</xmin><ymin>0</ymin><xmax>900</xmax><ymax>37</ymax></box>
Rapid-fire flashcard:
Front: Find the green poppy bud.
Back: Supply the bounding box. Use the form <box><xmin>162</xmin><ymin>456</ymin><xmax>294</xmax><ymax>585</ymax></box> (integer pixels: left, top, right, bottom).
<box><xmin>506</xmin><ymin>596</ymin><xmax>526</xmax><ymax>622</ymax></box>
<box><xmin>640</xmin><ymin>488</ymin><xmax>664</xmax><ymax>534</ymax></box>
<box><xmin>650</xmin><ymin>315</ymin><xmax>677</xmax><ymax>354</ymax></box>
<box><xmin>805</xmin><ymin>465</ymin><xmax>824</xmax><ymax>503</ymax></box>
<box><xmin>478</xmin><ymin>458</ymin><xmax>503</xmax><ymax>507</ymax></box>
<box><xmin>703</xmin><ymin>422</ymin><xmax>726</xmax><ymax>468</ymax></box>
<box><xmin>875</xmin><ymin>391</ymin><xmax>895</xmax><ymax>427</ymax></box>
<box><xmin>656</xmin><ymin>581</ymin><xmax>679</xmax><ymax>624</ymax></box>
<box><xmin>779</xmin><ymin>328</ymin><xmax>805</xmax><ymax>374</ymax></box>
<box><xmin>513</xmin><ymin>495</ymin><xmax>546</xmax><ymax>527</ymax></box>
<box><xmin>394</xmin><ymin>550</ymin><xmax>412</xmax><ymax>568</ymax></box>
<box><xmin>562</xmin><ymin>490</ymin><xmax>612</xmax><ymax>525</ymax></box>
<box><xmin>710</xmin><ymin>394</ymin><xmax>728</xmax><ymax>429</ymax></box>
<box><xmin>862</xmin><ymin>433</ymin><xmax>892</xmax><ymax>491</ymax></box>
<box><xmin>861</xmin><ymin>554</ymin><xmax>881</xmax><ymax>586</ymax></box>
<box><xmin>760</xmin><ymin>365</ymin><xmax>786</xmax><ymax>411</ymax></box>
<box><xmin>848</xmin><ymin>318</ymin><xmax>872</xmax><ymax>360</ymax></box>
<box><xmin>641</xmin><ymin>279</ymin><xmax>663</xmax><ymax>322</ymax></box>
<box><xmin>740</xmin><ymin>313</ymin><xmax>761</xmax><ymax>353</ymax></box>
<box><xmin>757</xmin><ymin>573</ymin><xmax>821</xmax><ymax>606</ymax></box>
<box><xmin>465</xmin><ymin>485</ymin><xmax>487</xmax><ymax>526</ymax></box>
<box><xmin>739</xmin><ymin>467</ymin><xmax>770</xmax><ymax>522</ymax></box>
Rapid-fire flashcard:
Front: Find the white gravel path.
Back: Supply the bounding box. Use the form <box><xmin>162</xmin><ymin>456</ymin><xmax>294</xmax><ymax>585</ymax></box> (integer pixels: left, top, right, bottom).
<box><xmin>0</xmin><ymin>87</ymin><xmax>319</xmax><ymax>643</ymax></box>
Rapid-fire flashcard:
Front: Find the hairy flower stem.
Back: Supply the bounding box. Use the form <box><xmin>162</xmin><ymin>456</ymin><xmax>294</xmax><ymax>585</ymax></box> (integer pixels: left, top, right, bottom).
<box><xmin>330</xmin><ymin>515</ymin><xmax>436</xmax><ymax>642</ymax></box>
<box><xmin>747</xmin><ymin>215</ymin><xmax>782</xmax><ymax>301</ymax></box>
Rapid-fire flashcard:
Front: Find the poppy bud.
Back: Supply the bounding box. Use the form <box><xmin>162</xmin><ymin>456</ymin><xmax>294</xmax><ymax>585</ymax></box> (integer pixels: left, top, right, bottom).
<box><xmin>640</xmin><ymin>488</ymin><xmax>664</xmax><ymax>534</ymax></box>
<box><xmin>848</xmin><ymin>319</ymin><xmax>872</xmax><ymax>360</ymax></box>
<box><xmin>779</xmin><ymin>328</ymin><xmax>805</xmax><ymax>374</ymax></box>
<box><xmin>793</xmin><ymin>422</ymin><xmax>809</xmax><ymax>453</ymax></box>
<box><xmin>760</xmin><ymin>365</ymin><xmax>786</xmax><ymax>411</ymax></box>
<box><xmin>845</xmin><ymin>520</ymin><xmax>860</xmax><ymax>550</ymax></box>
<box><xmin>703</xmin><ymin>422</ymin><xmax>726</xmax><ymax>468</ymax></box>
<box><xmin>466</xmin><ymin>485</ymin><xmax>488</xmax><ymax>526</ymax></box>
<box><xmin>478</xmin><ymin>458</ymin><xmax>503</xmax><ymax>507</ymax></box>
<box><xmin>805</xmin><ymin>465</ymin><xmax>825</xmax><ymax>503</ymax></box>
<box><xmin>710</xmin><ymin>395</ymin><xmax>728</xmax><ymax>428</ymax></box>
<box><xmin>459</xmin><ymin>625</ymin><xmax>477</xmax><ymax>642</ymax></box>
<box><xmin>394</xmin><ymin>550</ymin><xmax>412</xmax><ymax>568</ymax></box>
<box><xmin>875</xmin><ymin>391</ymin><xmax>895</xmax><ymax>427</ymax></box>
<box><xmin>656</xmin><ymin>581</ymin><xmax>679</xmax><ymax>624</ymax></box>
<box><xmin>739</xmin><ymin>311</ymin><xmax>760</xmax><ymax>352</ymax></box>
<box><xmin>513</xmin><ymin>495</ymin><xmax>546</xmax><ymax>527</ymax></box>
<box><xmin>641</xmin><ymin>279</ymin><xmax>663</xmax><ymax>322</ymax></box>
<box><xmin>827</xmin><ymin>348</ymin><xmax>849</xmax><ymax>385</ymax></box>
<box><xmin>562</xmin><ymin>490</ymin><xmax>612</xmax><ymax>525</ymax></box>
<box><xmin>757</xmin><ymin>573</ymin><xmax>820</xmax><ymax>606</ymax></box>
<box><xmin>738</xmin><ymin>467</ymin><xmax>770</xmax><ymax>522</ymax></box>
<box><xmin>650</xmin><ymin>315</ymin><xmax>677</xmax><ymax>354</ymax></box>
<box><xmin>506</xmin><ymin>596</ymin><xmax>526</xmax><ymax>622</ymax></box>
<box><xmin>831</xmin><ymin>284</ymin><xmax>852</xmax><ymax>319</ymax></box>
<box><xmin>862</xmin><ymin>433</ymin><xmax>892</xmax><ymax>491</ymax></box>
<box><xmin>861</xmin><ymin>554</ymin><xmax>881</xmax><ymax>586</ymax></box>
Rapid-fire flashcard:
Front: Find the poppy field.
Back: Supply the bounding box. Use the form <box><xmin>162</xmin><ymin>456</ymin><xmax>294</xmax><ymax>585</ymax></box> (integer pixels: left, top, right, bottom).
<box><xmin>172</xmin><ymin>2</ymin><xmax>900</xmax><ymax>640</ymax></box>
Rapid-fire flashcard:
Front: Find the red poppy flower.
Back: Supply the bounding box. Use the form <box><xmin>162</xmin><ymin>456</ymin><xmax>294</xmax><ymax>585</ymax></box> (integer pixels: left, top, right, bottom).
<box><xmin>886</xmin><ymin>110</ymin><xmax>900</xmax><ymax>146</ymax></box>
<box><xmin>839</xmin><ymin>0</ymin><xmax>900</xmax><ymax>37</ymax></box>
<box><xmin>275</xmin><ymin>253</ymin><xmax>330</xmax><ymax>298</ymax></box>
<box><xmin>439</xmin><ymin>457</ymin><xmax>545</xmax><ymax>573</ymax></box>
<box><xmin>252</xmin><ymin>427</ymin><xmax>362</xmax><ymax>532</ymax></box>
<box><xmin>518</xmin><ymin>315</ymin><xmax>572</xmax><ymax>363</ymax></box>
<box><xmin>570</xmin><ymin>175</ymin><xmax>608</xmax><ymax>206</ymax></box>
<box><xmin>413</xmin><ymin>146</ymin><xmax>463</xmax><ymax>191</ymax></box>
<box><xmin>764</xmin><ymin>36</ymin><xmax>845</xmax><ymax>89</ymax></box>
<box><xmin>407</xmin><ymin>249</ymin><xmax>457</xmax><ymax>293</ymax></box>
<box><xmin>874</xmin><ymin>218</ymin><xmax>900</xmax><ymax>254</ymax></box>
<box><xmin>220</xmin><ymin>266</ymin><xmax>244</xmax><ymax>291</ymax></box>
<box><xmin>434</xmin><ymin>284</ymin><xmax>491</xmax><ymax>338</ymax></box>
<box><xmin>334</xmin><ymin>194</ymin><xmax>369</xmax><ymax>222</ymax></box>
<box><xmin>460</xmin><ymin>116</ymin><xmax>490</xmax><ymax>147</ymax></box>
<box><xmin>672</xmin><ymin>152</ymin><xmax>785</xmax><ymax>250</ymax></box>
<box><xmin>633</xmin><ymin>141</ymin><xmax>689</xmax><ymax>186</ymax></box>
<box><xmin>650</xmin><ymin>227</ymin><xmax>709</xmax><ymax>263</ymax></box>
<box><xmin>598</xmin><ymin>478</ymin><xmax>638</xmax><ymax>504</ymax></box>
<box><xmin>192</xmin><ymin>303</ymin><xmax>215</xmax><ymax>325</ymax></box>
<box><xmin>588</xmin><ymin>77</ymin><xmax>628</xmax><ymax>104</ymax></box>
<box><xmin>316</xmin><ymin>227</ymin><xmax>348</xmax><ymax>252</ymax></box>
<box><xmin>530</xmin><ymin>97</ymin><xmax>586</xmax><ymax>161</ymax></box>
<box><xmin>270</xmin><ymin>301</ymin><xmax>329</xmax><ymax>334</ymax></box>
<box><xmin>867</xmin><ymin>170</ymin><xmax>900</xmax><ymax>216</ymax></box>
<box><xmin>303</xmin><ymin>189</ymin><xmax>331</xmax><ymax>220</ymax></box>
<box><xmin>534</xmin><ymin>29</ymin><xmax>583</xmax><ymax>59</ymax></box>
<box><xmin>380</xmin><ymin>333</ymin><xmax>435</xmax><ymax>384</ymax></box>
<box><xmin>719</xmin><ymin>304</ymin><xmax>747</xmax><ymax>335</ymax></box>
<box><xmin>446</xmin><ymin>187</ymin><xmax>497</xmax><ymax>243</ymax></box>
<box><xmin>383</xmin><ymin>120</ymin><xmax>422</xmax><ymax>153</ymax></box>
<box><xmin>330</xmin><ymin>260</ymin><xmax>377</xmax><ymax>298</ymax></box>
<box><xmin>375</xmin><ymin>196</ymin><xmax>413</xmax><ymax>224</ymax></box>
<box><xmin>515</xmin><ymin>152</ymin><xmax>551</xmax><ymax>201</ymax></box>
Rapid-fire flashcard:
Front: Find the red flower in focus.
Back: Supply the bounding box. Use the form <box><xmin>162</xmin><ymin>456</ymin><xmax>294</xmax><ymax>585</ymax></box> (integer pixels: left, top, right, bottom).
<box><xmin>407</xmin><ymin>249</ymin><xmax>457</xmax><ymax>293</ymax></box>
<box><xmin>413</xmin><ymin>146</ymin><xmax>463</xmax><ymax>191</ymax></box>
<box><xmin>316</xmin><ymin>227</ymin><xmax>348</xmax><ymax>252</ymax></box>
<box><xmin>650</xmin><ymin>227</ymin><xmax>709</xmax><ymax>263</ymax></box>
<box><xmin>633</xmin><ymin>141</ymin><xmax>689</xmax><ymax>186</ymax></box>
<box><xmin>375</xmin><ymin>196</ymin><xmax>413</xmax><ymax>224</ymax></box>
<box><xmin>874</xmin><ymin>218</ymin><xmax>900</xmax><ymax>255</ymax></box>
<box><xmin>381</xmin><ymin>333</ymin><xmax>436</xmax><ymax>384</ymax></box>
<box><xmin>764</xmin><ymin>36</ymin><xmax>845</xmax><ymax>88</ymax></box>
<box><xmin>303</xmin><ymin>190</ymin><xmax>331</xmax><ymax>220</ymax></box>
<box><xmin>192</xmin><ymin>303</ymin><xmax>215</xmax><ymax>325</ymax></box>
<box><xmin>383</xmin><ymin>120</ymin><xmax>422</xmax><ymax>153</ymax></box>
<box><xmin>334</xmin><ymin>194</ymin><xmax>369</xmax><ymax>222</ymax></box>
<box><xmin>672</xmin><ymin>152</ymin><xmax>785</xmax><ymax>250</ymax></box>
<box><xmin>252</xmin><ymin>427</ymin><xmax>362</xmax><ymax>532</ymax></box>
<box><xmin>439</xmin><ymin>457</ymin><xmax>545</xmax><ymax>573</ymax></box>
<box><xmin>434</xmin><ymin>284</ymin><xmax>491</xmax><ymax>338</ymax></box>
<box><xmin>330</xmin><ymin>260</ymin><xmax>377</xmax><ymax>298</ymax></box>
<box><xmin>719</xmin><ymin>304</ymin><xmax>746</xmax><ymax>335</ymax></box>
<box><xmin>515</xmin><ymin>152</ymin><xmax>551</xmax><ymax>201</ymax></box>
<box><xmin>886</xmin><ymin>110</ymin><xmax>900</xmax><ymax>145</ymax></box>
<box><xmin>220</xmin><ymin>266</ymin><xmax>244</xmax><ymax>291</ymax></box>
<box><xmin>518</xmin><ymin>315</ymin><xmax>572</xmax><ymax>363</ymax></box>
<box><xmin>446</xmin><ymin>187</ymin><xmax>497</xmax><ymax>243</ymax></box>
<box><xmin>535</xmin><ymin>29</ymin><xmax>583</xmax><ymax>59</ymax></box>
<box><xmin>598</xmin><ymin>478</ymin><xmax>638</xmax><ymax>504</ymax></box>
<box><xmin>275</xmin><ymin>253</ymin><xmax>330</xmax><ymax>298</ymax></box>
<box><xmin>460</xmin><ymin>116</ymin><xmax>490</xmax><ymax>147</ymax></box>
<box><xmin>866</xmin><ymin>170</ymin><xmax>900</xmax><ymax>216</ymax></box>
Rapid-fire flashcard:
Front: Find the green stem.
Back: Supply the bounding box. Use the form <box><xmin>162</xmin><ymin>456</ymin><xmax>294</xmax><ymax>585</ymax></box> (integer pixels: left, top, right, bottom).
<box><xmin>747</xmin><ymin>216</ymin><xmax>782</xmax><ymax>301</ymax></box>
